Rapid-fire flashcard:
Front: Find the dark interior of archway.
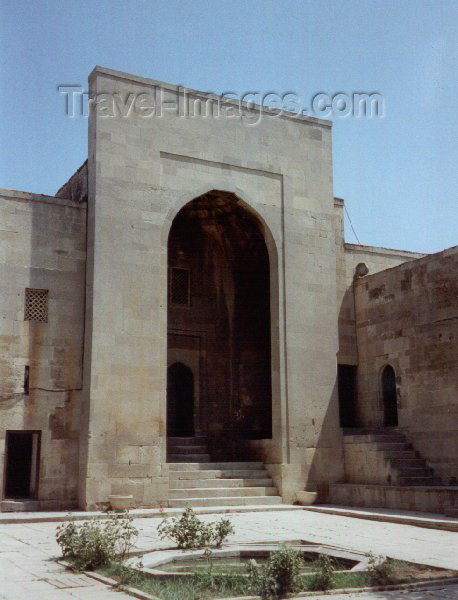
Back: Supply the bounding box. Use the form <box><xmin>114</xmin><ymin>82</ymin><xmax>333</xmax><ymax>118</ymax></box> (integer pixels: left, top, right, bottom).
<box><xmin>168</xmin><ymin>191</ymin><xmax>272</xmax><ymax>458</ymax></box>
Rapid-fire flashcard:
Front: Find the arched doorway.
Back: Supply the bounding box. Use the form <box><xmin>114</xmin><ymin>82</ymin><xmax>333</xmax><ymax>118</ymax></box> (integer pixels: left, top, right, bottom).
<box><xmin>382</xmin><ymin>365</ymin><xmax>398</xmax><ymax>427</ymax></box>
<box><xmin>167</xmin><ymin>190</ymin><xmax>272</xmax><ymax>457</ymax></box>
<box><xmin>167</xmin><ymin>363</ymin><xmax>194</xmax><ymax>436</ymax></box>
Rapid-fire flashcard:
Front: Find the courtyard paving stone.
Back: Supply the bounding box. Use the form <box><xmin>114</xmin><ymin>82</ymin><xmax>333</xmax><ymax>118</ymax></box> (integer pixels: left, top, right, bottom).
<box><xmin>0</xmin><ymin>508</ymin><xmax>457</xmax><ymax>599</ymax></box>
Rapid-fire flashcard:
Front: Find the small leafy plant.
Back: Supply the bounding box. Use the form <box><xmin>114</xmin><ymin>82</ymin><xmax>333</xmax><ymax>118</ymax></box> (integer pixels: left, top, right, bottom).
<box><xmin>55</xmin><ymin>511</ymin><xmax>138</xmax><ymax>571</ymax></box>
<box><xmin>157</xmin><ymin>507</ymin><xmax>234</xmax><ymax>549</ymax></box>
<box><xmin>308</xmin><ymin>554</ymin><xmax>335</xmax><ymax>591</ymax></box>
<box><xmin>367</xmin><ymin>552</ymin><xmax>395</xmax><ymax>586</ymax></box>
<box><xmin>247</xmin><ymin>544</ymin><xmax>303</xmax><ymax>598</ymax></box>
<box><xmin>213</xmin><ymin>518</ymin><xmax>235</xmax><ymax>547</ymax></box>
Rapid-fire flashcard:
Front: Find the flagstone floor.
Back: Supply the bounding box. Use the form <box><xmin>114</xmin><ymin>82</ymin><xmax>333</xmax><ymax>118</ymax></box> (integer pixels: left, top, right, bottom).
<box><xmin>1</xmin><ymin>508</ymin><xmax>457</xmax><ymax>599</ymax></box>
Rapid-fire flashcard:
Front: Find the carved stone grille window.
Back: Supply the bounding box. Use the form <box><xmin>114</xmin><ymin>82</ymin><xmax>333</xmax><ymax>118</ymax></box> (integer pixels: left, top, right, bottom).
<box><xmin>170</xmin><ymin>268</ymin><xmax>190</xmax><ymax>306</ymax></box>
<box><xmin>24</xmin><ymin>288</ymin><xmax>48</xmax><ymax>322</ymax></box>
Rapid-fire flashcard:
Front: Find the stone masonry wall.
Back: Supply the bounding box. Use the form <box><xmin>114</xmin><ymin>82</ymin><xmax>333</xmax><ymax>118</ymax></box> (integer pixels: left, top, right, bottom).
<box><xmin>354</xmin><ymin>246</ymin><xmax>458</xmax><ymax>482</ymax></box>
<box><xmin>0</xmin><ymin>190</ymin><xmax>86</xmax><ymax>507</ymax></box>
<box><xmin>79</xmin><ymin>66</ymin><xmax>345</xmax><ymax>508</ymax></box>
<box><xmin>333</xmin><ymin>198</ymin><xmax>424</xmax><ymax>366</ymax></box>
<box><xmin>56</xmin><ymin>161</ymin><xmax>88</xmax><ymax>204</ymax></box>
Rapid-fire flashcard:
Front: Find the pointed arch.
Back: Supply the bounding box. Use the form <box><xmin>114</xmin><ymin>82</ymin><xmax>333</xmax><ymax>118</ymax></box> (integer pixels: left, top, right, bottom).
<box><xmin>166</xmin><ymin>190</ymin><xmax>277</xmax><ymax>457</ymax></box>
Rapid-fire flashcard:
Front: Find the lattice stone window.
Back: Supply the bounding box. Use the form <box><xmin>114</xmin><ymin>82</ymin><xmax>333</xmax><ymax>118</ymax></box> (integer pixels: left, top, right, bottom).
<box><xmin>170</xmin><ymin>268</ymin><xmax>191</xmax><ymax>306</ymax></box>
<box><xmin>24</xmin><ymin>288</ymin><xmax>48</xmax><ymax>322</ymax></box>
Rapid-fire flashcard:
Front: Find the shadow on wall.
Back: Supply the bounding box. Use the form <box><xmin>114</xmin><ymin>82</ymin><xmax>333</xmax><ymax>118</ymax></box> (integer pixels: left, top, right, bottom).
<box><xmin>305</xmin><ymin>379</ymin><xmax>345</xmax><ymax>502</ymax></box>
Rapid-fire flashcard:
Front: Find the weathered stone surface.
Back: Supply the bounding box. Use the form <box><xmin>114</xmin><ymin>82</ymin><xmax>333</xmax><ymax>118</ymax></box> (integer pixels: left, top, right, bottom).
<box><xmin>0</xmin><ymin>189</ymin><xmax>86</xmax><ymax>506</ymax></box>
<box><xmin>354</xmin><ymin>246</ymin><xmax>458</xmax><ymax>483</ymax></box>
<box><xmin>75</xmin><ymin>66</ymin><xmax>343</xmax><ymax>509</ymax></box>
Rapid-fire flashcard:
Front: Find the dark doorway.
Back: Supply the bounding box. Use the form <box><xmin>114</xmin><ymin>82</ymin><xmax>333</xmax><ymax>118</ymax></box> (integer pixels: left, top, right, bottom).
<box><xmin>337</xmin><ymin>365</ymin><xmax>358</xmax><ymax>427</ymax></box>
<box><xmin>4</xmin><ymin>431</ymin><xmax>40</xmax><ymax>499</ymax></box>
<box><xmin>382</xmin><ymin>365</ymin><xmax>398</xmax><ymax>427</ymax></box>
<box><xmin>167</xmin><ymin>363</ymin><xmax>195</xmax><ymax>436</ymax></box>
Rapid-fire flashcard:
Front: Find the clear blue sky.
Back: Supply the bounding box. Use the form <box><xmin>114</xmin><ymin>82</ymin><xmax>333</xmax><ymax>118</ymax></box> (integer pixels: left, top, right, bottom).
<box><xmin>1</xmin><ymin>0</ymin><xmax>456</xmax><ymax>253</ymax></box>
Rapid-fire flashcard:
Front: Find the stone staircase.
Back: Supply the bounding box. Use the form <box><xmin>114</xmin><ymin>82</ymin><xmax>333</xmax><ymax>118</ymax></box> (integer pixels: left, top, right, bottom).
<box><xmin>329</xmin><ymin>430</ymin><xmax>458</xmax><ymax>514</ymax></box>
<box><xmin>167</xmin><ymin>437</ymin><xmax>282</xmax><ymax>508</ymax></box>
<box><xmin>341</xmin><ymin>429</ymin><xmax>440</xmax><ymax>486</ymax></box>
<box><xmin>167</xmin><ymin>435</ymin><xmax>211</xmax><ymax>463</ymax></box>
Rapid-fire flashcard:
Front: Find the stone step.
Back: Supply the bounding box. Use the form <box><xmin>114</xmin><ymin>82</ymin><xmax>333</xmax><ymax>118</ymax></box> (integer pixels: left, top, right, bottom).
<box><xmin>399</xmin><ymin>476</ymin><xmax>440</xmax><ymax>486</ymax></box>
<box><xmin>389</xmin><ymin>457</ymin><xmax>426</xmax><ymax>467</ymax></box>
<box><xmin>168</xmin><ymin>462</ymin><xmax>265</xmax><ymax>471</ymax></box>
<box><xmin>383</xmin><ymin>450</ymin><xmax>418</xmax><ymax>459</ymax></box>
<box><xmin>329</xmin><ymin>483</ymin><xmax>458</xmax><ymax>513</ymax></box>
<box><xmin>168</xmin><ymin>495</ymin><xmax>283</xmax><ymax>508</ymax></box>
<box><xmin>167</xmin><ymin>454</ymin><xmax>211</xmax><ymax>463</ymax></box>
<box><xmin>167</xmin><ymin>445</ymin><xmax>208</xmax><ymax>455</ymax></box>
<box><xmin>169</xmin><ymin>468</ymin><xmax>270</xmax><ymax>480</ymax></box>
<box><xmin>169</xmin><ymin>486</ymin><xmax>278</xmax><ymax>499</ymax></box>
<box><xmin>169</xmin><ymin>478</ymin><xmax>273</xmax><ymax>489</ymax></box>
<box><xmin>168</xmin><ymin>437</ymin><xmax>208</xmax><ymax>446</ymax></box>
<box><xmin>342</xmin><ymin>429</ymin><xmax>443</xmax><ymax>493</ymax></box>
<box><xmin>344</xmin><ymin>434</ymin><xmax>406</xmax><ymax>444</ymax></box>
<box><xmin>343</xmin><ymin>428</ymin><xmax>401</xmax><ymax>435</ymax></box>
<box><xmin>375</xmin><ymin>442</ymin><xmax>411</xmax><ymax>451</ymax></box>
<box><xmin>396</xmin><ymin>466</ymin><xmax>432</xmax><ymax>476</ymax></box>
<box><xmin>0</xmin><ymin>500</ymin><xmax>40</xmax><ymax>512</ymax></box>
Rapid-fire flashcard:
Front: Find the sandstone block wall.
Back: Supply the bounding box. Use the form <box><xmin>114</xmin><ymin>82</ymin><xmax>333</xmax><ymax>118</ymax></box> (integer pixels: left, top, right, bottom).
<box><xmin>0</xmin><ymin>190</ymin><xmax>86</xmax><ymax>506</ymax></box>
<box><xmin>78</xmin><ymin>66</ymin><xmax>345</xmax><ymax>508</ymax></box>
<box><xmin>342</xmin><ymin>437</ymin><xmax>393</xmax><ymax>484</ymax></box>
<box><xmin>333</xmin><ymin>198</ymin><xmax>424</xmax><ymax>366</ymax></box>
<box><xmin>354</xmin><ymin>246</ymin><xmax>458</xmax><ymax>482</ymax></box>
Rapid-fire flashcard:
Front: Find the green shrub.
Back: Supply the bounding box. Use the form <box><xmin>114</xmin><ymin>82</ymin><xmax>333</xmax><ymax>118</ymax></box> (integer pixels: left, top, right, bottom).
<box><xmin>247</xmin><ymin>544</ymin><xmax>302</xmax><ymax>598</ymax></box>
<box><xmin>213</xmin><ymin>518</ymin><xmax>235</xmax><ymax>547</ymax></box>
<box><xmin>157</xmin><ymin>507</ymin><xmax>213</xmax><ymax>549</ymax></box>
<box><xmin>367</xmin><ymin>553</ymin><xmax>395</xmax><ymax>586</ymax></box>
<box><xmin>308</xmin><ymin>554</ymin><xmax>335</xmax><ymax>591</ymax></box>
<box><xmin>157</xmin><ymin>507</ymin><xmax>234</xmax><ymax>549</ymax></box>
<box><xmin>55</xmin><ymin>511</ymin><xmax>138</xmax><ymax>571</ymax></box>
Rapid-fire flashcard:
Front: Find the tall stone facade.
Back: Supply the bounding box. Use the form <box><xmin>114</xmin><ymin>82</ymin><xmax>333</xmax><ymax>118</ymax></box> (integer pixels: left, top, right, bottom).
<box><xmin>0</xmin><ymin>66</ymin><xmax>456</xmax><ymax>511</ymax></box>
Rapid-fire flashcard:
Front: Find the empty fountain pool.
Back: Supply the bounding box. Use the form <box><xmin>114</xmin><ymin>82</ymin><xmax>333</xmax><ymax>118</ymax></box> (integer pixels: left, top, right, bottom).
<box><xmin>127</xmin><ymin>542</ymin><xmax>370</xmax><ymax>580</ymax></box>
